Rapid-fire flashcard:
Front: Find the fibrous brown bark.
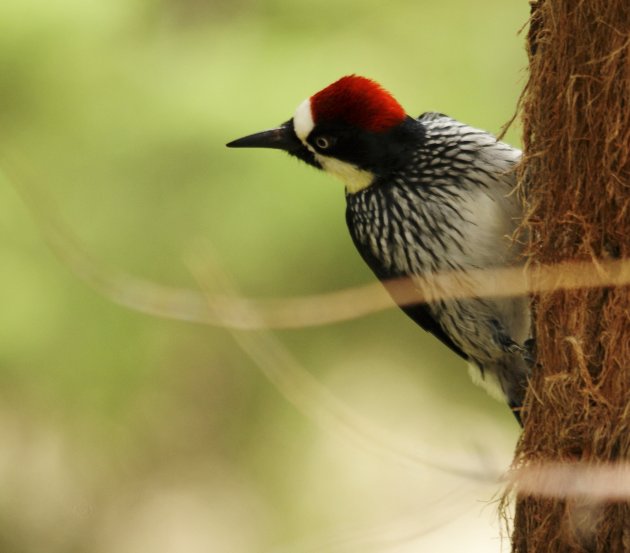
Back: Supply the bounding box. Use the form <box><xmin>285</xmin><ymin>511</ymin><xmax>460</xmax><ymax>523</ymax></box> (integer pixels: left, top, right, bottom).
<box><xmin>511</xmin><ymin>1</ymin><xmax>630</xmax><ymax>552</ymax></box>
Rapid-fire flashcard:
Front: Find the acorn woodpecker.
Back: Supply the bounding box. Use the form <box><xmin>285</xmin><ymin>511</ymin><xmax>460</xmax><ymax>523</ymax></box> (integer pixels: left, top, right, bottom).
<box><xmin>227</xmin><ymin>75</ymin><xmax>530</xmax><ymax>425</ymax></box>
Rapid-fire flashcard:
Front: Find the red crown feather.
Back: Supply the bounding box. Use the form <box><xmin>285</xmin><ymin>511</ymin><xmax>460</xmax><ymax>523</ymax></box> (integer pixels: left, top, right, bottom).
<box><xmin>310</xmin><ymin>75</ymin><xmax>406</xmax><ymax>133</ymax></box>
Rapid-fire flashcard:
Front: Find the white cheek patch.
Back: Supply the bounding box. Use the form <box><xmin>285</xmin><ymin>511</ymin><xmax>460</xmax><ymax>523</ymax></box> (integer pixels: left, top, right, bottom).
<box><xmin>293</xmin><ymin>98</ymin><xmax>314</xmax><ymax>141</ymax></box>
<box><xmin>315</xmin><ymin>155</ymin><xmax>375</xmax><ymax>194</ymax></box>
<box><xmin>292</xmin><ymin>97</ymin><xmax>375</xmax><ymax>194</ymax></box>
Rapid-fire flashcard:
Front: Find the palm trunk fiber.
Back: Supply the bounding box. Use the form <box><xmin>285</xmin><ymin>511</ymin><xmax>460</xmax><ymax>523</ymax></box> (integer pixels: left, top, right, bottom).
<box><xmin>511</xmin><ymin>1</ymin><xmax>630</xmax><ymax>551</ymax></box>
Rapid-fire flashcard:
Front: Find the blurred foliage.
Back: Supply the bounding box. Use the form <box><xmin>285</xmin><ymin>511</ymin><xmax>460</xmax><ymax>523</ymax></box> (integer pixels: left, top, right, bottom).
<box><xmin>0</xmin><ymin>1</ymin><xmax>526</xmax><ymax>551</ymax></box>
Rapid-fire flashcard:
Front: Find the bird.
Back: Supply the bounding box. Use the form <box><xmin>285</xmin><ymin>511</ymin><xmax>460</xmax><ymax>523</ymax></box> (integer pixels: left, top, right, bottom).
<box><xmin>227</xmin><ymin>75</ymin><xmax>531</xmax><ymax>425</ymax></box>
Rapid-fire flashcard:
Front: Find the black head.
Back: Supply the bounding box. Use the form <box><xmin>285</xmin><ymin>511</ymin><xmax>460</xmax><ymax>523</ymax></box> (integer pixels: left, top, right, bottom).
<box><xmin>227</xmin><ymin>75</ymin><xmax>424</xmax><ymax>193</ymax></box>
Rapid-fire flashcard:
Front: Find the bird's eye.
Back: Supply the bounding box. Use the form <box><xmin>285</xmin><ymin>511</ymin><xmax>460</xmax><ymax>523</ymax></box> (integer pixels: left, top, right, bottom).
<box><xmin>315</xmin><ymin>135</ymin><xmax>334</xmax><ymax>150</ymax></box>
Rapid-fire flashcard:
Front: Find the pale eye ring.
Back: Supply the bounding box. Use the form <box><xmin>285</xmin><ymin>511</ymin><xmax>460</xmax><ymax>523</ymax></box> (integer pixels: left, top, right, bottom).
<box><xmin>315</xmin><ymin>135</ymin><xmax>334</xmax><ymax>150</ymax></box>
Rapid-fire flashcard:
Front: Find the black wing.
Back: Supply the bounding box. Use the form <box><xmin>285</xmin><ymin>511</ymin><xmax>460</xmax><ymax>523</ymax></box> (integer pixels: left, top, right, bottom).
<box><xmin>345</xmin><ymin>212</ymin><xmax>469</xmax><ymax>362</ymax></box>
<box><xmin>396</xmin><ymin>301</ymin><xmax>469</xmax><ymax>362</ymax></box>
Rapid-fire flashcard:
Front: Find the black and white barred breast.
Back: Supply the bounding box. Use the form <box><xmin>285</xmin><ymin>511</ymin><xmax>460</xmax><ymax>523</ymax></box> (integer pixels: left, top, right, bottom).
<box><xmin>345</xmin><ymin>113</ymin><xmax>531</xmax><ymax>412</ymax></box>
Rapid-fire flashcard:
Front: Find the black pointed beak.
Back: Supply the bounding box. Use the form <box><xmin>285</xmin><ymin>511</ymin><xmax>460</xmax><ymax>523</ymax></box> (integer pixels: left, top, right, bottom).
<box><xmin>226</xmin><ymin>120</ymin><xmax>302</xmax><ymax>152</ymax></box>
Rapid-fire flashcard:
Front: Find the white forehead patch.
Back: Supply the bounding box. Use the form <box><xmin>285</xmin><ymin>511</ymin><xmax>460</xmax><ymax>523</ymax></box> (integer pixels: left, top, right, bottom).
<box><xmin>293</xmin><ymin>98</ymin><xmax>314</xmax><ymax>141</ymax></box>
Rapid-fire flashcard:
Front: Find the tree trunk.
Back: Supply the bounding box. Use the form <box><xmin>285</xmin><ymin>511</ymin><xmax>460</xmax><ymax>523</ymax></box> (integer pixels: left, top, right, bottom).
<box><xmin>511</xmin><ymin>1</ymin><xmax>630</xmax><ymax>551</ymax></box>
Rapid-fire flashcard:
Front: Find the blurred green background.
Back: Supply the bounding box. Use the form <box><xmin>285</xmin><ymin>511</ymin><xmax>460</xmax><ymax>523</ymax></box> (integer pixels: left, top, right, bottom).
<box><xmin>0</xmin><ymin>1</ymin><xmax>527</xmax><ymax>551</ymax></box>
